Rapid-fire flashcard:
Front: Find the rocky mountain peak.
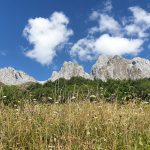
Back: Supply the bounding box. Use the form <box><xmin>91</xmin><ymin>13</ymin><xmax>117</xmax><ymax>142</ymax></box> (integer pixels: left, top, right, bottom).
<box><xmin>50</xmin><ymin>61</ymin><xmax>91</xmax><ymax>81</ymax></box>
<box><xmin>94</xmin><ymin>55</ymin><xmax>123</xmax><ymax>67</ymax></box>
<box><xmin>0</xmin><ymin>67</ymin><xmax>36</xmax><ymax>85</ymax></box>
<box><xmin>1</xmin><ymin>55</ymin><xmax>150</xmax><ymax>85</ymax></box>
<box><xmin>91</xmin><ymin>55</ymin><xmax>150</xmax><ymax>81</ymax></box>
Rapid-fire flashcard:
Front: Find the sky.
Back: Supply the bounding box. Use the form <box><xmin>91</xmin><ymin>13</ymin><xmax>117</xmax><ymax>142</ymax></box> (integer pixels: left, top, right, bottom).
<box><xmin>0</xmin><ymin>0</ymin><xmax>150</xmax><ymax>81</ymax></box>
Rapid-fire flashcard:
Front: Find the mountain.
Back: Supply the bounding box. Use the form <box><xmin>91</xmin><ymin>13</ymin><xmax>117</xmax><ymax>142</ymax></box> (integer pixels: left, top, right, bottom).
<box><xmin>0</xmin><ymin>67</ymin><xmax>36</xmax><ymax>85</ymax></box>
<box><xmin>91</xmin><ymin>55</ymin><xmax>150</xmax><ymax>81</ymax></box>
<box><xmin>50</xmin><ymin>61</ymin><xmax>91</xmax><ymax>81</ymax></box>
<box><xmin>1</xmin><ymin>55</ymin><xmax>150</xmax><ymax>85</ymax></box>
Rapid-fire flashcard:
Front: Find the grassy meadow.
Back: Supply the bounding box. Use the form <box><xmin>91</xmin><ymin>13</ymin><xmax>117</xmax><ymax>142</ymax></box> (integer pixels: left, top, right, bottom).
<box><xmin>0</xmin><ymin>101</ymin><xmax>150</xmax><ymax>150</ymax></box>
<box><xmin>0</xmin><ymin>78</ymin><xmax>150</xmax><ymax>149</ymax></box>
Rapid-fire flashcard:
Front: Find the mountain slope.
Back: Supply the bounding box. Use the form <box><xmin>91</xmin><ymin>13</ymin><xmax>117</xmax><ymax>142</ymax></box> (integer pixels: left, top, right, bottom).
<box><xmin>1</xmin><ymin>55</ymin><xmax>150</xmax><ymax>85</ymax></box>
<box><xmin>91</xmin><ymin>55</ymin><xmax>150</xmax><ymax>81</ymax></box>
<box><xmin>0</xmin><ymin>67</ymin><xmax>36</xmax><ymax>85</ymax></box>
<box><xmin>50</xmin><ymin>61</ymin><xmax>91</xmax><ymax>81</ymax></box>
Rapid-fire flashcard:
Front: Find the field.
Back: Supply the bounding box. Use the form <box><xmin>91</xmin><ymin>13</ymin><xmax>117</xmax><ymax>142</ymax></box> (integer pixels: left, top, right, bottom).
<box><xmin>1</xmin><ymin>101</ymin><xmax>150</xmax><ymax>150</ymax></box>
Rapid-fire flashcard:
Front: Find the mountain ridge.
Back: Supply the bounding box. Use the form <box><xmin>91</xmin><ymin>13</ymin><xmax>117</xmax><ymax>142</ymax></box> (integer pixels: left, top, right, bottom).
<box><xmin>50</xmin><ymin>61</ymin><xmax>92</xmax><ymax>82</ymax></box>
<box><xmin>0</xmin><ymin>67</ymin><xmax>36</xmax><ymax>85</ymax></box>
<box><xmin>91</xmin><ymin>55</ymin><xmax>150</xmax><ymax>81</ymax></box>
<box><xmin>0</xmin><ymin>55</ymin><xmax>150</xmax><ymax>85</ymax></box>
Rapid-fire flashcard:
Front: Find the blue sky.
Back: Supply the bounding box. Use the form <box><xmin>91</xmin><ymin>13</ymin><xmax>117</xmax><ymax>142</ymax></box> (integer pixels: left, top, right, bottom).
<box><xmin>0</xmin><ymin>0</ymin><xmax>150</xmax><ymax>80</ymax></box>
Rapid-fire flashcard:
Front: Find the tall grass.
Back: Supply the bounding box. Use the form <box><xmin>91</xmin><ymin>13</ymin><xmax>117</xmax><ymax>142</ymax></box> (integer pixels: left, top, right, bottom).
<box><xmin>0</xmin><ymin>101</ymin><xmax>150</xmax><ymax>149</ymax></box>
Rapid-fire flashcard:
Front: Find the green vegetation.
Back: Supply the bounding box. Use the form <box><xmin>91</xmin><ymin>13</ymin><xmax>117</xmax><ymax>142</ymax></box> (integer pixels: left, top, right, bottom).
<box><xmin>0</xmin><ymin>78</ymin><xmax>150</xmax><ymax>149</ymax></box>
<box><xmin>0</xmin><ymin>77</ymin><xmax>150</xmax><ymax>106</ymax></box>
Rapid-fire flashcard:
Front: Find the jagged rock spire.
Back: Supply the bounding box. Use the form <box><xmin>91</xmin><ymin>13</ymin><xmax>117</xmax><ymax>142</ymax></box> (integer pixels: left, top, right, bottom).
<box><xmin>50</xmin><ymin>61</ymin><xmax>91</xmax><ymax>81</ymax></box>
<box><xmin>91</xmin><ymin>55</ymin><xmax>150</xmax><ymax>81</ymax></box>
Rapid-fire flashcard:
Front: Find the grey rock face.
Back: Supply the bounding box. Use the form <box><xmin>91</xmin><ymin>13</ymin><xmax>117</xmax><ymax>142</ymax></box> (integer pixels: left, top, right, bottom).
<box><xmin>50</xmin><ymin>61</ymin><xmax>91</xmax><ymax>81</ymax></box>
<box><xmin>0</xmin><ymin>67</ymin><xmax>36</xmax><ymax>85</ymax></box>
<box><xmin>1</xmin><ymin>55</ymin><xmax>149</xmax><ymax>85</ymax></box>
<box><xmin>91</xmin><ymin>55</ymin><xmax>150</xmax><ymax>81</ymax></box>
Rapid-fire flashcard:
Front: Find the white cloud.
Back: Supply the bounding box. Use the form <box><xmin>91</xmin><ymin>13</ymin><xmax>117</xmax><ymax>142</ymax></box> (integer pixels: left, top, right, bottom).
<box><xmin>89</xmin><ymin>1</ymin><xmax>119</xmax><ymax>35</ymax></box>
<box><xmin>125</xmin><ymin>24</ymin><xmax>148</xmax><ymax>38</ymax></box>
<box><xmin>89</xmin><ymin>0</ymin><xmax>112</xmax><ymax>20</ymax></box>
<box><xmin>89</xmin><ymin>11</ymin><xmax>100</xmax><ymax>20</ymax></box>
<box><xmin>95</xmin><ymin>34</ymin><xmax>144</xmax><ymax>55</ymax></box>
<box><xmin>89</xmin><ymin>14</ymin><xmax>121</xmax><ymax>35</ymax></box>
<box><xmin>129</xmin><ymin>6</ymin><xmax>150</xmax><ymax>25</ymax></box>
<box><xmin>70</xmin><ymin>34</ymin><xmax>144</xmax><ymax>61</ymax></box>
<box><xmin>23</xmin><ymin>12</ymin><xmax>73</xmax><ymax>65</ymax></box>
<box><xmin>103</xmin><ymin>0</ymin><xmax>112</xmax><ymax>13</ymax></box>
<box><xmin>99</xmin><ymin>14</ymin><xmax>121</xmax><ymax>34</ymax></box>
<box><xmin>124</xmin><ymin>6</ymin><xmax>150</xmax><ymax>38</ymax></box>
<box><xmin>70</xmin><ymin>38</ymin><xmax>97</xmax><ymax>61</ymax></box>
<box><xmin>71</xmin><ymin>5</ymin><xmax>149</xmax><ymax>61</ymax></box>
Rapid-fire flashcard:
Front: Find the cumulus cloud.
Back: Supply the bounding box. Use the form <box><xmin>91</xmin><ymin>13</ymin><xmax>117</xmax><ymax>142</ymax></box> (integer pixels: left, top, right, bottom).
<box><xmin>125</xmin><ymin>6</ymin><xmax>150</xmax><ymax>38</ymax></box>
<box><xmin>23</xmin><ymin>12</ymin><xmax>73</xmax><ymax>65</ymax></box>
<box><xmin>89</xmin><ymin>12</ymin><xmax>121</xmax><ymax>35</ymax></box>
<box><xmin>129</xmin><ymin>6</ymin><xmax>150</xmax><ymax>25</ymax></box>
<box><xmin>125</xmin><ymin>24</ymin><xmax>148</xmax><ymax>38</ymax></box>
<box><xmin>70</xmin><ymin>4</ymin><xmax>150</xmax><ymax>61</ymax></box>
<box><xmin>89</xmin><ymin>0</ymin><xmax>112</xmax><ymax>21</ymax></box>
<box><xmin>89</xmin><ymin>14</ymin><xmax>121</xmax><ymax>35</ymax></box>
<box><xmin>70</xmin><ymin>38</ymin><xmax>97</xmax><ymax>61</ymax></box>
<box><xmin>70</xmin><ymin>35</ymin><xmax>143</xmax><ymax>61</ymax></box>
<box><xmin>99</xmin><ymin>14</ymin><xmax>121</xmax><ymax>34</ymax></box>
<box><xmin>95</xmin><ymin>34</ymin><xmax>143</xmax><ymax>55</ymax></box>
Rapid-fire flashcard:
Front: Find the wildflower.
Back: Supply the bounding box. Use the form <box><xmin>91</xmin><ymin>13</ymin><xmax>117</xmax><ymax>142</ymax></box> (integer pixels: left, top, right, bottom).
<box><xmin>94</xmin><ymin>115</ymin><xmax>98</xmax><ymax>119</ymax></box>
<box><xmin>86</xmin><ymin>131</ymin><xmax>90</xmax><ymax>136</ymax></box>
<box><xmin>71</xmin><ymin>96</ymin><xmax>76</xmax><ymax>100</ymax></box>
<box><xmin>98</xmin><ymin>105</ymin><xmax>102</xmax><ymax>108</ymax></box>
<box><xmin>101</xmin><ymin>137</ymin><xmax>107</xmax><ymax>142</ymax></box>
<box><xmin>58</xmin><ymin>95</ymin><xmax>62</xmax><ymax>99</ymax></box>
<box><xmin>48</xmin><ymin>97</ymin><xmax>53</xmax><ymax>100</ymax></box>
<box><xmin>143</xmin><ymin>101</ymin><xmax>149</xmax><ymax>104</ymax></box>
<box><xmin>90</xmin><ymin>95</ymin><xmax>97</xmax><ymax>102</ymax></box>
<box><xmin>14</xmin><ymin>104</ymin><xmax>18</xmax><ymax>107</ymax></box>
<box><xmin>53</xmin><ymin>137</ymin><xmax>57</xmax><ymax>142</ymax></box>
<box><xmin>90</xmin><ymin>95</ymin><xmax>96</xmax><ymax>98</ymax></box>
<box><xmin>2</xmin><ymin>96</ymin><xmax>7</xmax><ymax>98</ymax></box>
<box><xmin>139</xmin><ymin>137</ymin><xmax>143</xmax><ymax>146</ymax></box>
<box><xmin>15</xmin><ymin>108</ymin><xmax>19</xmax><ymax>112</ymax></box>
<box><xmin>53</xmin><ymin>111</ymin><xmax>58</xmax><ymax>115</ymax></box>
<box><xmin>48</xmin><ymin>145</ymin><xmax>55</xmax><ymax>150</ymax></box>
